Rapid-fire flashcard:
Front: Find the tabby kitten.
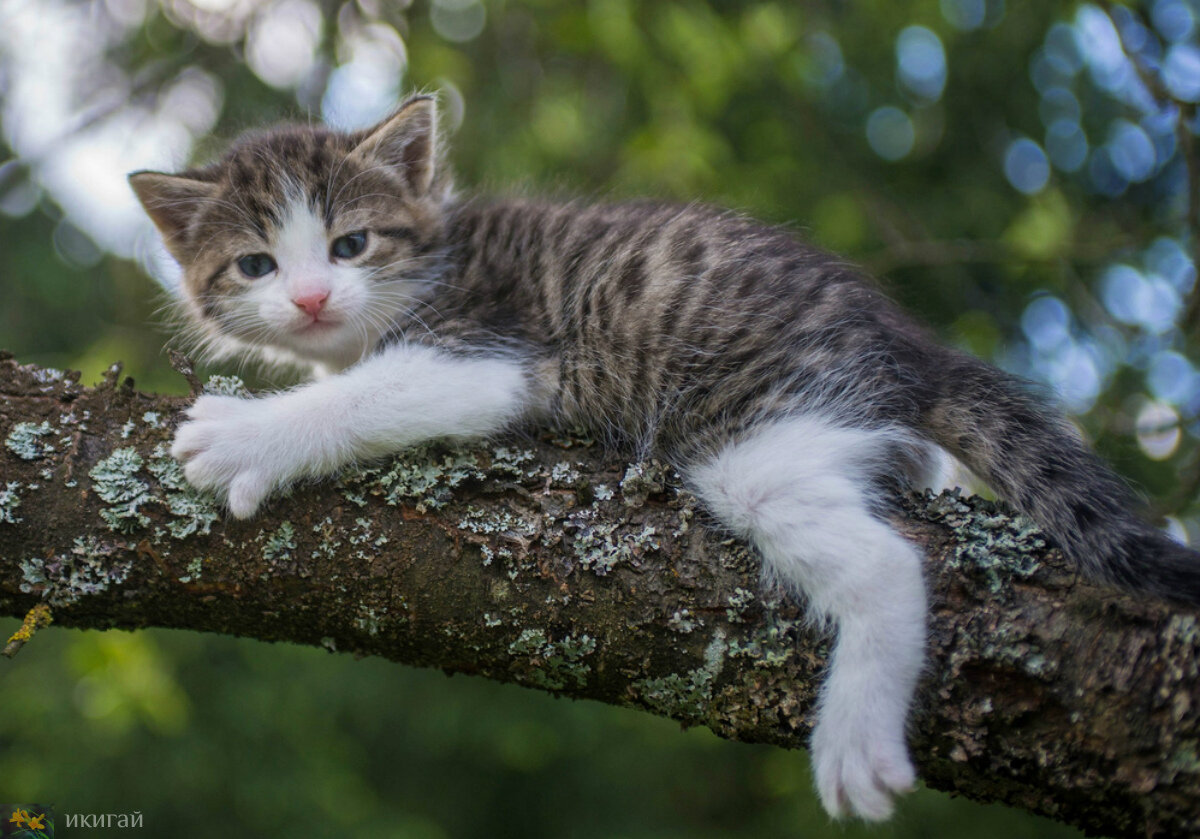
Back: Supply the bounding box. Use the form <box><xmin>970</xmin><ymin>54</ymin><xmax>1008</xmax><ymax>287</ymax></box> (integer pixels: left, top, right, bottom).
<box><xmin>129</xmin><ymin>95</ymin><xmax>1200</xmax><ymax>821</ymax></box>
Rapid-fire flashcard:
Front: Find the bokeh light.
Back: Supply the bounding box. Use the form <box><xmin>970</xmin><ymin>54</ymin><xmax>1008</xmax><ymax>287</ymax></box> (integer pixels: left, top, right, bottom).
<box><xmin>1162</xmin><ymin>43</ymin><xmax>1200</xmax><ymax>100</ymax></box>
<box><xmin>1004</xmin><ymin>138</ymin><xmax>1050</xmax><ymax>194</ymax></box>
<box><xmin>246</xmin><ymin>0</ymin><xmax>323</xmax><ymax>89</ymax></box>
<box><xmin>865</xmin><ymin>106</ymin><xmax>915</xmax><ymax>161</ymax></box>
<box><xmin>1137</xmin><ymin>401</ymin><xmax>1182</xmax><ymax>459</ymax></box>
<box><xmin>430</xmin><ymin>0</ymin><xmax>486</xmax><ymax>43</ymax></box>
<box><xmin>322</xmin><ymin>23</ymin><xmax>408</xmax><ymax>130</ymax></box>
<box><xmin>896</xmin><ymin>26</ymin><xmax>947</xmax><ymax>102</ymax></box>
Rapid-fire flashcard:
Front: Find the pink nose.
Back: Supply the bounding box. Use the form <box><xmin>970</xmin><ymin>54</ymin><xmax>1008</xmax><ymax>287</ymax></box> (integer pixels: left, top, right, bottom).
<box><xmin>292</xmin><ymin>291</ymin><xmax>329</xmax><ymax>317</ymax></box>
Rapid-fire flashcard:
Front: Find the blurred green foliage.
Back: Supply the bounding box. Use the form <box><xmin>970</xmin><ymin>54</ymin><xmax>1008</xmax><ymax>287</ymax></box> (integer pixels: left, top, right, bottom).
<box><xmin>3</xmin><ymin>0</ymin><xmax>1196</xmax><ymax>834</ymax></box>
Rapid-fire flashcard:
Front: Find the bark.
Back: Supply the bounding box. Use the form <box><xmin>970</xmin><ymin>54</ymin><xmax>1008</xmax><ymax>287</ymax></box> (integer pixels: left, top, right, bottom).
<box><xmin>0</xmin><ymin>351</ymin><xmax>1197</xmax><ymax>837</ymax></box>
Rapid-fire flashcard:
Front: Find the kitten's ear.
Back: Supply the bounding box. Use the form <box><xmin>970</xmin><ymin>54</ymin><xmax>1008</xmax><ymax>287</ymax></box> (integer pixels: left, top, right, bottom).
<box><xmin>352</xmin><ymin>96</ymin><xmax>438</xmax><ymax>196</ymax></box>
<box><xmin>128</xmin><ymin>171</ymin><xmax>216</xmax><ymax>252</ymax></box>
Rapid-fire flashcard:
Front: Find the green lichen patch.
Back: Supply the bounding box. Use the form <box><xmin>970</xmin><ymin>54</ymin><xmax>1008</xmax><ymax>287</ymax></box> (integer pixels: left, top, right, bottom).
<box><xmin>566</xmin><ymin>511</ymin><xmax>659</xmax><ymax>576</ymax></box>
<box><xmin>457</xmin><ymin>506</ymin><xmax>538</xmax><ymax>538</ymax></box>
<box><xmin>1167</xmin><ymin>742</ymin><xmax>1200</xmax><ymax>778</ymax></box>
<box><xmin>972</xmin><ymin>621</ymin><xmax>1057</xmax><ymax>679</ymax></box>
<box><xmin>0</xmin><ymin>482</ymin><xmax>22</xmax><ymax>524</ymax></box>
<box><xmin>32</xmin><ymin>366</ymin><xmax>66</xmax><ymax>385</ymax></box>
<box><xmin>310</xmin><ymin>516</ymin><xmax>343</xmax><ymax>560</ymax></box>
<box><xmin>203</xmin><ymin>374</ymin><xmax>249</xmax><ymax>396</ymax></box>
<box><xmin>545</xmin><ymin>425</ymin><xmax>596</xmax><ymax>449</ymax></box>
<box><xmin>1164</xmin><ymin>613</ymin><xmax>1199</xmax><ymax>647</ymax></box>
<box><xmin>918</xmin><ymin>490</ymin><xmax>1047</xmax><ymax>593</ymax></box>
<box><xmin>367</xmin><ymin>446</ymin><xmax>491</xmax><ymax>511</ymax></box>
<box><xmin>354</xmin><ymin>605</ymin><xmax>384</xmax><ymax>636</ymax></box>
<box><xmin>668</xmin><ymin>608</ymin><xmax>701</xmax><ymax>634</ymax></box>
<box><xmin>728</xmin><ymin>610</ymin><xmax>801</xmax><ymax>669</ymax></box>
<box><xmin>19</xmin><ymin>536</ymin><xmax>132</xmax><ymax>606</ymax></box>
<box><xmin>261</xmin><ymin>522</ymin><xmax>297</xmax><ymax>563</ymax></box>
<box><xmin>490</xmin><ymin>446</ymin><xmax>537</xmax><ymax>477</ymax></box>
<box><xmin>508</xmin><ymin>628</ymin><xmax>597</xmax><ymax>690</ymax></box>
<box><xmin>620</xmin><ymin>460</ymin><xmax>670</xmax><ymax>507</ymax></box>
<box><xmin>147</xmin><ymin>444</ymin><xmax>220</xmax><ymax>539</ymax></box>
<box><xmin>89</xmin><ymin>448</ymin><xmax>154</xmax><ymax>532</ymax></box>
<box><xmin>179</xmin><ymin>557</ymin><xmax>205</xmax><ymax>584</ymax></box>
<box><xmin>1161</xmin><ymin>614</ymin><xmax>1200</xmax><ymax>684</ymax></box>
<box><xmin>725</xmin><ymin>587</ymin><xmax>756</xmax><ymax>622</ymax></box>
<box><xmin>6</xmin><ymin>421</ymin><xmax>56</xmax><ymax>460</ymax></box>
<box><xmin>550</xmin><ymin>461</ymin><xmax>582</xmax><ymax>486</ymax></box>
<box><xmin>631</xmin><ymin>630</ymin><xmax>727</xmax><ymax>722</ymax></box>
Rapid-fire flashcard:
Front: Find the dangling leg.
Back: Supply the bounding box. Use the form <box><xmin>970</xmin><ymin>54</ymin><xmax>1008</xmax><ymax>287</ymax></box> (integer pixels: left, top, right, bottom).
<box><xmin>687</xmin><ymin>416</ymin><xmax>928</xmax><ymax>821</ymax></box>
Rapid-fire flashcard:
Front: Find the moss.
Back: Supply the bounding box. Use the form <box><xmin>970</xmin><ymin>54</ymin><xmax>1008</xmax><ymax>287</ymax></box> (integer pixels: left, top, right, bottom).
<box><xmin>89</xmin><ymin>448</ymin><xmax>153</xmax><ymax>532</ymax></box>
<box><xmin>0</xmin><ymin>482</ymin><xmax>22</xmax><ymax>524</ymax></box>
<box><xmin>5</xmin><ymin>603</ymin><xmax>53</xmax><ymax>652</ymax></box>
<box><xmin>631</xmin><ymin>630</ymin><xmax>728</xmax><ymax>722</ymax></box>
<box><xmin>147</xmin><ymin>444</ymin><xmax>221</xmax><ymax>540</ymax></box>
<box><xmin>20</xmin><ymin>536</ymin><xmax>131</xmax><ymax>606</ymax></box>
<box><xmin>5</xmin><ymin>421</ymin><xmax>55</xmax><ymax>460</ymax></box>
<box><xmin>508</xmin><ymin>628</ymin><xmax>597</xmax><ymax>690</ymax></box>
<box><xmin>203</xmin><ymin>374</ymin><xmax>249</xmax><ymax>396</ymax></box>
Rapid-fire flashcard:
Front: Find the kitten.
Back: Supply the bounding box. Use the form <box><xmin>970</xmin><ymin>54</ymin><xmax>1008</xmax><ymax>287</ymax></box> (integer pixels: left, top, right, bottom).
<box><xmin>129</xmin><ymin>95</ymin><xmax>1200</xmax><ymax>821</ymax></box>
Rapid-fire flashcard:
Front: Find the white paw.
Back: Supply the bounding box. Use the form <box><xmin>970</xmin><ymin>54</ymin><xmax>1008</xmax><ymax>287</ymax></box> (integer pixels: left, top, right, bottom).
<box><xmin>171</xmin><ymin>394</ymin><xmax>297</xmax><ymax>518</ymax></box>
<box><xmin>811</xmin><ymin>718</ymin><xmax>915</xmax><ymax>821</ymax></box>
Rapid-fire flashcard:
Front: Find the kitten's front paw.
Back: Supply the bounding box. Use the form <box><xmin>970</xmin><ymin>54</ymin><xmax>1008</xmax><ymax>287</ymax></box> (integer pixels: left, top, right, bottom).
<box><xmin>171</xmin><ymin>395</ymin><xmax>291</xmax><ymax>518</ymax></box>
<box><xmin>811</xmin><ymin>719</ymin><xmax>915</xmax><ymax>821</ymax></box>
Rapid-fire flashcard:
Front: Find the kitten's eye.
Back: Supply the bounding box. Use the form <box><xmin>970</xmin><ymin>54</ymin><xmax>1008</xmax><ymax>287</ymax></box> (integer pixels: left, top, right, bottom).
<box><xmin>331</xmin><ymin>231</ymin><xmax>367</xmax><ymax>260</ymax></box>
<box><xmin>237</xmin><ymin>253</ymin><xmax>277</xmax><ymax>279</ymax></box>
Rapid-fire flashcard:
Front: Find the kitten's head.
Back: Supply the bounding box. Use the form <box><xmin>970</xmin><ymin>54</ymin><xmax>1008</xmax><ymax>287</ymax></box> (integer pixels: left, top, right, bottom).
<box><xmin>130</xmin><ymin>95</ymin><xmax>450</xmax><ymax>370</ymax></box>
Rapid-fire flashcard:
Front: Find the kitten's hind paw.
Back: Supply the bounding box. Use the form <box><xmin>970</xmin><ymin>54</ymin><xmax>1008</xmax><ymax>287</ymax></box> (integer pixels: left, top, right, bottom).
<box><xmin>812</xmin><ymin>725</ymin><xmax>915</xmax><ymax>821</ymax></box>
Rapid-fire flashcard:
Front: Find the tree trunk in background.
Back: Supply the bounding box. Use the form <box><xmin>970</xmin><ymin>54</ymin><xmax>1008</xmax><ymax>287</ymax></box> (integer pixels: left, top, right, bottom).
<box><xmin>1</xmin><ymin>352</ymin><xmax>1197</xmax><ymax>838</ymax></box>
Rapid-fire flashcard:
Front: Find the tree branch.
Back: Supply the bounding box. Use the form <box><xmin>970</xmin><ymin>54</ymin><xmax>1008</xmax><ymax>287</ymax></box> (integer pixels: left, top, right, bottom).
<box><xmin>1</xmin><ymin>353</ymin><xmax>1197</xmax><ymax>838</ymax></box>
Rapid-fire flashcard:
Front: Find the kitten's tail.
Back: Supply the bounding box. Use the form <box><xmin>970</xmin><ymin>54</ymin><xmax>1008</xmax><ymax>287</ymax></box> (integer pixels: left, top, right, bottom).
<box><xmin>921</xmin><ymin>349</ymin><xmax>1200</xmax><ymax>606</ymax></box>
